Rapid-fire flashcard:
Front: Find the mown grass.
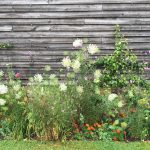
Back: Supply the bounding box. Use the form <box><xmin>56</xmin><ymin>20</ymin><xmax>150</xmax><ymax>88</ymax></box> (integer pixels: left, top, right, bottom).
<box><xmin>0</xmin><ymin>140</ymin><xmax>150</xmax><ymax>150</ymax></box>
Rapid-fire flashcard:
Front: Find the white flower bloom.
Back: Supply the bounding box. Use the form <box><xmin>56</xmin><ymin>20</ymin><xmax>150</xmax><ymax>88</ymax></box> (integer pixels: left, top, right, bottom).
<box><xmin>13</xmin><ymin>84</ymin><xmax>21</xmax><ymax>91</ymax></box>
<box><xmin>61</xmin><ymin>56</ymin><xmax>71</xmax><ymax>69</ymax></box>
<box><xmin>88</xmin><ymin>44</ymin><xmax>99</xmax><ymax>55</ymax></box>
<box><xmin>44</xmin><ymin>65</ymin><xmax>51</xmax><ymax>72</ymax></box>
<box><xmin>76</xmin><ymin>86</ymin><xmax>83</xmax><ymax>94</ymax></box>
<box><xmin>0</xmin><ymin>84</ymin><xmax>8</xmax><ymax>94</ymax></box>
<box><xmin>15</xmin><ymin>92</ymin><xmax>22</xmax><ymax>100</ymax></box>
<box><xmin>108</xmin><ymin>93</ymin><xmax>118</xmax><ymax>101</ymax></box>
<box><xmin>50</xmin><ymin>74</ymin><xmax>58</xmax><ymax>85</ymax></box>
<box><xmin>34</xmin><ymin>74</ymin><xmax>43</xmax><ymax>82</ymax></box>
<box><xmin>59</xmin><ymin>83</ymin><xmax>67</xmax><ymax>92</ymax></box>
<box><xmin>72</xmin><ymin>59</ymin><xmax>81</xmax><ymax>73</ymax></box>
<box><xmin>73</xmin><ymin>39</ymin><xmax>83</xmax><ymax>48</ymax></box>
<box><xmin>118</xmin><ymin>101</ymin><xmax>124</xmax><ymax>108</ymax></box>
<box><xmin>0</xmin><ymin>70</ymin><xmax>4</xmax><ymax>77</ymax></box>
<box><xmin>0</xmin><ymin>99</ymin><xmax>6</xmax><ymax>106</ymax></box>
<box><xmin>94</xmin><ymin>70</ymin><xmax>101</xmax><ymax>79</ymax></box>
<box><xmin>50</xmin><ymin>74</ymin><xmax>56</xmax><ymax>79</ymax></box>
<box><xmin>94</xmin><ymin>78</ymin><xmax>100</xmax><ymax>83</ymax></box>
<box><xmin>94</xmin><ymin>70</ymin><xmax>101</xmax><ymax>83</ymax></box>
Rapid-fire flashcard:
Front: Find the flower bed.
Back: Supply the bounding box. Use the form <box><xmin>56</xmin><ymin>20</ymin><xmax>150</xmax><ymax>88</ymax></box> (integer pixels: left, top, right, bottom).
<box><xmin>0</xmin><ymin>25</ymin><xmax>150</xmax><ymax>142</ymax></box>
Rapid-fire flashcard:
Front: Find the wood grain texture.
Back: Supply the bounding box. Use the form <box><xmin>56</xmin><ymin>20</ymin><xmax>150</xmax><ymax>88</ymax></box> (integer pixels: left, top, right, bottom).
<box><xmin>0</xmin><ymin>0</ymin><xmax>149</xmax><ymax>80</ymax></box>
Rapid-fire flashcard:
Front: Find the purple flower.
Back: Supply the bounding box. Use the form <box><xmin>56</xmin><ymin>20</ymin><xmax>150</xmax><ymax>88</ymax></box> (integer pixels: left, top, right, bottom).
<box><xmin>144</xmin><ymin>67</ymin><xmax>150</xmax><ymax>71</ymax></box>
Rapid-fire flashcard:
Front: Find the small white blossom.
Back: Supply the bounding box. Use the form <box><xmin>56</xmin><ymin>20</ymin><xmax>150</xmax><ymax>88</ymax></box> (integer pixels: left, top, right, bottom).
<box><xmin>0</xmin><ymin>84</ymin><xmax>8</xmax><ymax>94</ymax></box>
<box><xmin>94</xmin><ymin>70</ymin><xmax>101</xmax><ymax>79</ymax></box>
<box><xmin>13</xmin><ymin>84</ymin><xmax>21</xmax><ymax>91</ymax></box>
<box><xmin>72</xmin><ymin>59</ymin><xmax>81</xmax><ymax>73</ymax></box>
<box><xmin>61</xmin><ymin>56</ymin><xmax>71</xmax><ymax>69</ymax></box>
<box><xmin>76</xmin><ymin>86</ymin><xmax>83</xmax><ymax>94</ymax></box>
<box><xmin>50</xmin><ymin>74</ymin><xmax>58</xmax><ymax>85</ymax></box>
<box><xmin>59</xmin><ymin>83</ymin><xmax>67</xmax><ymax>92</ymax></box>
<box><xmin>0</xmin><ymin>70</ymin><xmax>4</xmax><ymax>77</ymax></box>
<box><xmin>0</xmin><ymin>99</ymin><xmax>6</xmax><ymax>106</ymax></box>
<box><xmin>15</xmin><ymin>92</ymin><xmax>22</xmax><ymax>100</ymax></box>
<box><xmin>118</xmin><ymin>101</ymin><xmax>124</xmax><ymax>108</ymax></box>
<box><xmin>73</xmin><ymin>39</ymin><xmax>83</xmax><ymax>48</ymax></box>
<box><xmin>108</xmin><ymin>93</ymin><xmax>118</xmax><ymax>101</ymax></box>
<box><xmin>94</xmin><ymin>70</ymin><xmax>101</xmax><ymax>83</ymax></box>
<box><xmin>44</xmin><ymin>65</ymin><xmax>51</xmax><ymax>72</ymax></box>
<box><xmin>88</xmin><ymin>44</ymin><xmax>99</xmax><ymax>55</ymax></box>
<box><xmin>34</xmin><ymin>74</ymin><xmax>43</xmax><ymax>82</ymax></box>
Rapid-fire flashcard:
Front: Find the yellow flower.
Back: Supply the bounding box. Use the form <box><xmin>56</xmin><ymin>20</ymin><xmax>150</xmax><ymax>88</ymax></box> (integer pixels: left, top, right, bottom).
<box><xmin>121</xmin><ymin>122</ymin><xmax>127</xmax><ymax>129</ymax></box>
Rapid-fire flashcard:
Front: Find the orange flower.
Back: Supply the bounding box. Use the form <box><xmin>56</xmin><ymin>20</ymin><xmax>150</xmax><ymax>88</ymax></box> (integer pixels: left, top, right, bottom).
<box><xmin>90</xmin><ymin>126</ymin><xmax>95</xmax><ymax>131</ymax></box>
<box><xmin>87</xmin><ymin>127</ymin><xmax>91</xmax><ymax>131</ymax></box>
<box><xmin>87</xmin><ymin>126</ymin><xmax>95</xmax><ymax>131</ymax></box>
<box><xmin>97</xmin><ymin>124</ymin><xmax>102</xmax><ymax>128</ymax></box>
<box><xmin>85</xmin><ymin>124</ymin><xmax>90</xmax><ymax>127</ymax></box>
<box><xmin>116</xmin><ymin>130</ymin><xmax>121</xmax><ymax>134</ymax></box>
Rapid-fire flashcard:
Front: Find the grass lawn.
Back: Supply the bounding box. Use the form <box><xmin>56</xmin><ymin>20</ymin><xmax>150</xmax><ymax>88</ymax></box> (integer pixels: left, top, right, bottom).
<box><xmin>0</xmin><ymin>140</ymin><xmax>150</xmax><ymax>150</ymax></box>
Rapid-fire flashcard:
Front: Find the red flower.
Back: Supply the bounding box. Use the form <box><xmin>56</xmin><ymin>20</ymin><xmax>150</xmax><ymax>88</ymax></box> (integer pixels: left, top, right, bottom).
<box><xmin>113</xmin><ymin>137</ymin><xmax>117</xmax><ymax>141</ymax></box>
<box><xmin>124</xmin><ymin>131</ymin><xmax>126</xmax><ymax>135</ymax></box>
<box><xmin>15</xmin><ymin>73</ymin><xmax>21</xmax><ymax>78</ymax></box>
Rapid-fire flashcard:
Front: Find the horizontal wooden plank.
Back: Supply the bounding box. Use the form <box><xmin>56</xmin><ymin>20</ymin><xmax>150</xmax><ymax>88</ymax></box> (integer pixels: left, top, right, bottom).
<box><xmin>2</xmin><ymin>18</ymin><xmax>150</xmax><ymax>25</ymax></box>
<box><xmin>0</xmin><ymin>0</ymin><xmax>48</xmax><ymax>4</ymax></box>
<box><xmin>103</xmin><ymin>4</ymin><xmax>150</xmax><ymax>11</ymax></box>
<box><xmin>1</xmin><ymin>31</ymin><xmax>150</xmax><ymax>38</ymax></box>
<box><xmin>1</xmin><ymin>11</ymin><xmax>150</xmax><ymax>19</ymax></box>
<box><xmin>0</xmin><ymin>5</ymin><xmax>102</xmax><ymax>12</ymax></box>
<box><xmin>0</xmin><ymin>19</ymin><xmax>85</xmax><ymax>25</ymax></box>
<box><xmin>2</xmin><ymin>36</ymin><xmax>150</xmax><ymax>44</ymax></box>
<box><xmin>48</xmin><ymin>0</ymin><xmax>150</xmax><ymax>4</ymax></box>
<box><xmin>0</xmin><ymin>0</ymin><xmax>150</xmax><ymax>5</ymax></box>
<box><xmin>11</xmin><ymin>25</ymin><xmax>150</xmax><ymax>32</ymax></box>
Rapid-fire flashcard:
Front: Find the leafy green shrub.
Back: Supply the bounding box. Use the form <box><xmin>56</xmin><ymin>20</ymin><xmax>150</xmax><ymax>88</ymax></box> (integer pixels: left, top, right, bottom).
<box><xmin>95</xmin><ymin>25</ymin><xmax>147</xmax><ymax>92</ymax></box>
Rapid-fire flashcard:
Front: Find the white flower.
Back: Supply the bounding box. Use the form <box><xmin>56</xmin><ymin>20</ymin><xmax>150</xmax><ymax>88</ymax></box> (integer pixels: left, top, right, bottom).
<box><xmin>76</xmin><ymin>86</ymin><xmax>83</xmax><ymax>94</ymax></box>
<box><xmin>13</xmin><ymin>84</ymin><xmax>21</xmax><ymax>91</ymax></box>
<box><xmin>0</xmin><ymin>70</ymin><xmax>4</xmax><ymax>77</ymax></box>
<box><xmin>94</xmin><ymin>70</ymin><xmax>101</xmax><ymax>83</ymax></box>
<box><xmin>73</xmin><ymin>39</ymin><xmax>83</xmax><ymax>48</ymax></box>
<box><xmin>15</xmin><ymin>92</ymin><xmax>22</xmax><ymax>100</ymax></box>
<box><xmin>94</xmin><ymin>70</ymin><xmax>101</xmax><ymax>79</ymax></box>
<box><xmin>44</xmin><ymin>65</ymin><xmax>51</xmax><ymax>72</ymax></box>
<box><xmin>61</xmin><ymin>56</ymin><xmax>71</xmax><ymax>69</ymax></box>
<box><xmin>34</xmin><ymin>74</ymin><xmax>43</xmax><ymax>82</ymax></box>
<box><xmin>0</xmin><ymin>84</ymin><xmax>8</xmax><ymax>94</ymax></box>
<box><xmin>72</xmin><ymin>59</ymin><xmax>81</xmax><ymax>73</ymax></box>
<box><xmin>108</xmin><ymin>93</ymin><xmax>118</xmax><ymax>101</ymax></box>
<box><xmin>59</xmin><ymin>83</ymin><xmax>67</xmax><ymax>92</ymax></box>
<box><xmin>118</xmin><ymin>101</ymin><xmax>124</xmax><ymax>108</ymax></box>
<box><xmin>50</xmin><ymin>74</ymin><xmax>58</xmax><ymax>85</ymax></box>
<box><xmin>88</xmin><ymin>44</ymin><xmax>99</xmax><ymax>55</ymax></box>
<box><xmin>0</xmin><ymin>99</ymin><xmax>6</xmax><ymax>106</ymax></box>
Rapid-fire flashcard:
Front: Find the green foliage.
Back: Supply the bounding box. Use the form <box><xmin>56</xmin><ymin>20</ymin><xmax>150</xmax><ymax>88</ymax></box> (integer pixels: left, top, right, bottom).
<box><xmin>0</xmin><ymin>43</ymin><xmax>12</xmax><ymax>49</ymax></box>
<box><xmin>95</xmin><ymin>25</ymin><xmax>146</xmax><ymax>90</ymax></box>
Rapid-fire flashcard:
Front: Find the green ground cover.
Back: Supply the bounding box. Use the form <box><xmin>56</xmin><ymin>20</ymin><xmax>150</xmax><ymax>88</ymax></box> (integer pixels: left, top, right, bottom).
<box><xmin>0</xmin><ymin>140</ymin><xmax>150</xmax><ymax>150</ymax></box>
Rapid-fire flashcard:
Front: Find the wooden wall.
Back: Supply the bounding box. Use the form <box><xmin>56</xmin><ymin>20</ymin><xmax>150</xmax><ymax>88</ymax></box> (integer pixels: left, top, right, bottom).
<box><xmin>0</xmin><ymin>0</ymin><xmax>149</xmax><ymax>80</ymax></box>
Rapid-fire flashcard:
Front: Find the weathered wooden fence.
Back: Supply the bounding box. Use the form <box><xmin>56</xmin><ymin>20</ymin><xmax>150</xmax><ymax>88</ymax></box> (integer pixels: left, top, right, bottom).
<box><xmin>0</xmin><ymin>0</ymin><xmax>149</xmax><ymax>80</ymax></box>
